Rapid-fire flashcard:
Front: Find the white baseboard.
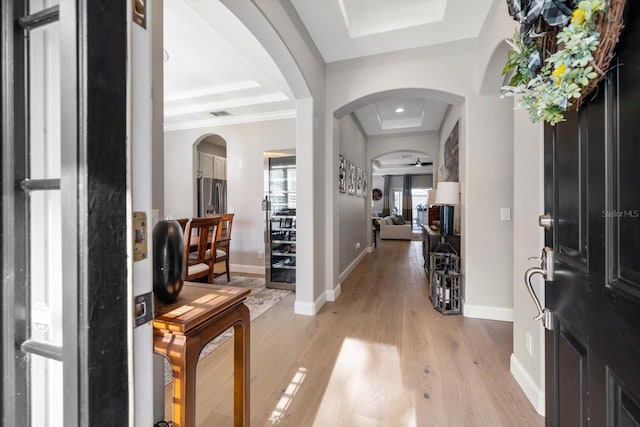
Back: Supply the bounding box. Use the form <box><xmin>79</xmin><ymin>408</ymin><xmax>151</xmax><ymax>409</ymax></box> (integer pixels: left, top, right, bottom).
<box><xmin>464</xmin><ymin>304</ymin><xmax>514</xmax><ymax>322</ymax></box>
<box><xmin>230</xmin><ymin>264</ymin><xmax>264</xmax><ymax>275</ymax></box>
<box><xmin>294</xmin><ymin>292</ymin><xmax>327</xmax><ymax>316</ymax></box>
<box><xmin>339</xmin><ymin>248</ymin><xmax>369</xmax><ymax>283</ymax></box>
<box><xmin>326</xmin><ymin>283</ymin><xmax>341</xmax><ymax>301</ymax></box>
<box><xmin>510</xmin><ymin>353</ymin><xmax>545</xmax><ymax>415</ymax></box>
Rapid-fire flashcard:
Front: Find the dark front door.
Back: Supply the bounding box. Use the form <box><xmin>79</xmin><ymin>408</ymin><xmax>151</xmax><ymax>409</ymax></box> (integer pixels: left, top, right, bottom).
<box><xmin>544</xmin><ymin>3</ymin><xmax>640</xmax><ymax>426</ymax></box>
<box><xmin>1</xmin><ymin>1</ymin><xmax>128</xmax><ymax>425</ymax></box>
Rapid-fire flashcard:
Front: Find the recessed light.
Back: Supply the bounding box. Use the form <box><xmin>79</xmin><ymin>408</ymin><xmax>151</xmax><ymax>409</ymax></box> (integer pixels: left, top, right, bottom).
<box><xmin>395</xmin><ymin>107</ymin><xmax>405</xmax><ymax>113</ymax></box>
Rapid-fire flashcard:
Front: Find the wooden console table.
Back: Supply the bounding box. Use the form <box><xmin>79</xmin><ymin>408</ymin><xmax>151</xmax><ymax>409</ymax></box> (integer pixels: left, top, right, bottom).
<box><xmin>153</xmin><ymin>282</ymin><xmax>251</xmax><ymax>427</ymax></box>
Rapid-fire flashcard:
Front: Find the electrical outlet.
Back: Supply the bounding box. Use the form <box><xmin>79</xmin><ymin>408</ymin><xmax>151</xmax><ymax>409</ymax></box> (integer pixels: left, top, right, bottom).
<box><xmin>258</xmin><ymin>250</ymin><xmax>264</xmax><ymax>259</ymax></box>
<box><xmin>355</xmin><ymin>242</ymin><xmax>361</xmax><ymax>250</ymax></box>
<box><xmin>525</xmin><ymin>332</ymin><xmax>533</xmax><ymax>356</ymax></box>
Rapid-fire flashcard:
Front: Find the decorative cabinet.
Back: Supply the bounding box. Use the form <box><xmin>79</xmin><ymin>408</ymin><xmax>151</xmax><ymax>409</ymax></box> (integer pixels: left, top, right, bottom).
<box><xmin>198</xmin><ymin>152</ymin><xmax>213</xmax><ymax>178</ymax></box>
<box><xmin>198</xmin><ymin>152</ymin><xmax>226</xmax><ymax>180</ymax></box>
<box><xmin>265</xmin><ymin>155</ymin><xmax>296</xmax><ymax>290</ymax></box>
<box><xmin>213</xmin><ymin>156</ymin><xmax>226</xmax><ymax>180</ymax></box>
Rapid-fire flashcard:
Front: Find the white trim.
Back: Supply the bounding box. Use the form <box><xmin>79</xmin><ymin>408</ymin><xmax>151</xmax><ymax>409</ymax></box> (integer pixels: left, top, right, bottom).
<box><xmin>510</xmin><ymin>353</ymin><xmax>545</xmax><ymax>415</ymax></box>
<box><xmin>326</xmin><ymin>283</ymin><xmax>342</xmax><ymax>301</ymax></box>
<box><xmin>463</xmin><ymin>304</ymin><xmax>514</xmax><ymax>322</ymax></box>
<box><xmin>230</xmin><ymin>263</ymin><xmax>265</xmax><ymax>275</ymax></box>
<box><xmin>294</xmin><ymin>292</ymin><xmax>327</xmax><ymax>316</ymax></box>
<box><xmin>164</xmin><ymin>80</ymin><xmax>260</xmax><ymax>102</ymax></box>
<box><xmin>164</xmin><ymin>93</ymin><xmax>289</xmax><ymax>117</ymax></box>
<box><xmin>338</xmin><ymin>248</ymin><xmax>369</xmax><ymax>283</ymax></box>
<box><xmin>164</xmin><ymin>109</ymin><xmax>296</xmax><ymax>132</ymax></box>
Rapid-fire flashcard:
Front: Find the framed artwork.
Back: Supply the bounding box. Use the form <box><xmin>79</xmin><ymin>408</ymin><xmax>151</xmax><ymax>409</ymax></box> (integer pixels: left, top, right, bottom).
<box><xmin>338</xmin><ymin>154</ymin><xmax>347</xmax><ymax>193</ymax></box>
<box><xmin>356</xmin><ymin>167</ymin><xmax>363</xmax><ymax>196</ymax></box>
<box><xmin>347</xmin><ymin>161</ymin><xmax>356</xmax><ymax>194</ymax></box>
<box><xmin>444</xmin><ymin>121</ymin><xmax>459</xmax><ymax>182</ymax></box>
<box><xmin>362</xmin><ymin>172</ymin><xmax>368</xmax><ymax>198</ymax></box>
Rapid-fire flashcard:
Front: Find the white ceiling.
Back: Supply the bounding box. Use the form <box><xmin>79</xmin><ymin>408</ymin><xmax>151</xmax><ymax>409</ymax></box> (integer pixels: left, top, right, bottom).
<box><xmin>163</xmin><ymin>0</ymin><xmax>295</xmax><ymax>131</ymax></box>
<box><xmin>291</xmin><ymin>0</ymin><xmax>496</xmax><ymax>63</ymax></box>
<box><xmin>164</xmin><ymin>0</ymin><xmax>495</xmax><ymax>145</ymax></box>
<box><xmin>354</xmin><ymin>96</ymin><xmax>449</xmax><ymax>136</ymax></box>
<box><xmin>372</xmin><ymin>151</ymin><xmax>434</xmax><ymax>176</ymax></box>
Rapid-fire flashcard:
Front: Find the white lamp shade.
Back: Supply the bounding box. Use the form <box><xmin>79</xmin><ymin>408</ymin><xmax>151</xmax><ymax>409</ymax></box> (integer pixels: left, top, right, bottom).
<box><xmin>435</xmin><ymin>182</ymin><xmax>460</xmax><ymax>205</ymax></box>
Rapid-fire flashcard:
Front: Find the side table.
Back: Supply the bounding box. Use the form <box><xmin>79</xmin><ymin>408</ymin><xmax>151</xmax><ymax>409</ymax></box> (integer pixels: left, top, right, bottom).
<box><xmin>154</xmin><ymin>282</ymin><xmax>251</xmax><ymax>427</ymax></box>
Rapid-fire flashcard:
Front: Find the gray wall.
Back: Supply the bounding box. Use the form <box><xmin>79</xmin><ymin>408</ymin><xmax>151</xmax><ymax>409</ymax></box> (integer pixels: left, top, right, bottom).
<box><xmin>338</xmin><ymin>114</ymin><xmax>368</xmax><ymax>273</ymax></box>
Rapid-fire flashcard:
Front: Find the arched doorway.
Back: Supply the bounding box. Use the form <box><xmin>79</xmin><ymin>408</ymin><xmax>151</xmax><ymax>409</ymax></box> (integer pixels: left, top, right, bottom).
<box><xmin>327</xmin><ymin>88</ymin><xmax>465</xmax><ymax>295</ymax></box>
<box><xmin>194</xmin><ymin>134</ymin><xmax>228</xmax><ymax>217</ymax></box>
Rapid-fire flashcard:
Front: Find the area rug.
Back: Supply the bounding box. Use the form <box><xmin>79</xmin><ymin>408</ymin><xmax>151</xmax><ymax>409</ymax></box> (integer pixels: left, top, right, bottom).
<box><xmin>163</xmin><ymin>275</ymin><xmax>291</xmax><ymax>386</ymax></box>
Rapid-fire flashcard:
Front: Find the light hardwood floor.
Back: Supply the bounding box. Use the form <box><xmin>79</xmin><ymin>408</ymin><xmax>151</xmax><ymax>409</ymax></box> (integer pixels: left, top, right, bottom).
<box><xmin>165</xmin><ymin>240</ymin><xmax>544</xmax><ymax>426</ymax></box>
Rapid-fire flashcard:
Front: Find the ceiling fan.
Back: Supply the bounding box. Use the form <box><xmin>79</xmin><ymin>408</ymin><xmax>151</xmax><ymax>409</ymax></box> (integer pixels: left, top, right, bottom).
<box><xmin>412</xmin><ymin>158</ymin><xmax>432</xmax><ymax>167</ymax></box>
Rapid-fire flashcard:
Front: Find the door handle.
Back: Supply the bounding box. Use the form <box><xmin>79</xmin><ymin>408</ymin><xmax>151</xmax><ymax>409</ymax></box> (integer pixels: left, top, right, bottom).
<box><xmin>524</xmin><ymin>246</ymin><xmax>554</xmax><ymax>329</ymax></box>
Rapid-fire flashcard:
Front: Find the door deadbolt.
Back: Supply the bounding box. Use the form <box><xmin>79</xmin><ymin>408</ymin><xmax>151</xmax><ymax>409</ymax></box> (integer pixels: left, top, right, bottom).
<box><xmin>539</xmin><ymin>213</ymin><xmax>553</xmax><ymax>229</ymax></box>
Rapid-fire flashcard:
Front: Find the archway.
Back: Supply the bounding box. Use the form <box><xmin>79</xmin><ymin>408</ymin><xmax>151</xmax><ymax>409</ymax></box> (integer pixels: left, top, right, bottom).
<box><xmin>161</xmin><ymin>0</ymin><xmax>317</xmax><ymax>315</ymax></box>
<box><xmin>327</xmin><ymin>88</ymin><xmax>465</xmax><ymax>297</ymax></box>
<box><xmin>193</xmin><ymin>134</ymin><xmax>228</xmax><ymax>217</ymax></box>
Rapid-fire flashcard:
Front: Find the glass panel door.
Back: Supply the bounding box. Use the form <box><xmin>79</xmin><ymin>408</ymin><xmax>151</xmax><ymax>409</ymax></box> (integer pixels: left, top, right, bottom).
<box><xmin>28</xmin><ymin>16</ymin><xmax>63</xmax><ymax>425</ymax></box>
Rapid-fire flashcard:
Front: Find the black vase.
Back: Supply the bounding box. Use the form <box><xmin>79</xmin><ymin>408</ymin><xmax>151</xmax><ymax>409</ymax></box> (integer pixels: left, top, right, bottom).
<box><xmin>153</xmin><ymin>220</ymin><xmax>184</xmax><ymax>303</ymax></box>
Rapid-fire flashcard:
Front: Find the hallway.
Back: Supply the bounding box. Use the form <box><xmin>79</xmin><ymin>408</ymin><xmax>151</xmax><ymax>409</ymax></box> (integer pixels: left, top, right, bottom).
<box><xmin>168</xmin><ymin>240</ymin><xmax>544</xmax><ymax>426</ymax></box>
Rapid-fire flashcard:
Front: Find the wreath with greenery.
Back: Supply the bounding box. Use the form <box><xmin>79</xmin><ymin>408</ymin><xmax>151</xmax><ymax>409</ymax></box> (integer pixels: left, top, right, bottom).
<box><xmin>501</xmin><ymin>0</ymin><xmax>625</xmax><ymax>125</ymax></box>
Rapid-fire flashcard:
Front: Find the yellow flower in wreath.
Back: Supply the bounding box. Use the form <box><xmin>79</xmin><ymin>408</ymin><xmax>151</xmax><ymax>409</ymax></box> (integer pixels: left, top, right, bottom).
<box><xmin>552</xmin><ymin>63</ymin><xmax>567</xmax><ymax>86</ymax></box>
<box><xmin>551</xmin><ymin>64</ymin><xmax>567</xmax><ymax>86</ymax></box>
<box><xmin>571</xmin><ymin>8</ymin><xmax>586</xmax><ymax>25</ymax></box>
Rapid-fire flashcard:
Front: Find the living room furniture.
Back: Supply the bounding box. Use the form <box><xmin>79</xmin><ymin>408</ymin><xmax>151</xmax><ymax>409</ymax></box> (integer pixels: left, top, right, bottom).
<box><xmin>184</xmin><ymin>217</ymin><xmax>220</xmax><ymax>283</ymax></box>
<box><xmin>154</xmin><ymin>282</ymin><xmax>251</xmax><ymax>427</ymax></box>
<box><xmin>379</xmin><ymin>216</ymin><xmax>412</xmax><ymax>240</ymax></box>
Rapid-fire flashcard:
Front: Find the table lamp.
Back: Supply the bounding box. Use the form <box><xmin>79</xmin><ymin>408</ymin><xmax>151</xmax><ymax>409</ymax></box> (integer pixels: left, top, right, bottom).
<box><xmin>435</xmin><ymin>182</ymin><xmax>459</xmax><ymax>236</ymax></box>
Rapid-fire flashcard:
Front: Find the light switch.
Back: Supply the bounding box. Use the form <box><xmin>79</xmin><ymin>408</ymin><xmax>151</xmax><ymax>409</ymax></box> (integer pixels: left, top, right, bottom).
<box><xmin>500</xmin><ymin>208</ymin><xmax>511</xmax><ymax>221</ymax></box>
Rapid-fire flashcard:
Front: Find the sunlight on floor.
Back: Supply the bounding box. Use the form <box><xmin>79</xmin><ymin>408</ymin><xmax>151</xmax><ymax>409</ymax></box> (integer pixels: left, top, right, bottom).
<box><xmin>270</xmin><ymin>366</ymin><xmax>307</xmax><ymax>424</ymax></box>
<box><xmin>312</xmin><ymin>338</ymin><xmax>417</xmax><ymax>426</ymax></box>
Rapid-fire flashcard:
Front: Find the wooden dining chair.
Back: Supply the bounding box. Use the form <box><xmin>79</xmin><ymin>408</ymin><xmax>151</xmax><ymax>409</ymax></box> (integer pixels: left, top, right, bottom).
<box><xmin>213</xmin><ymin>213</ymin><xmax>234</xmax><ymax>282</ymax></box>
<box><xmin>183</xmin><ymin>217</ymin><xmax>220</xmax><ymax>283</ymax></box>
<box><xmin>174</xmin><ymin>218</ymin><xmax>189</xmax><ymax>232</ymax></box>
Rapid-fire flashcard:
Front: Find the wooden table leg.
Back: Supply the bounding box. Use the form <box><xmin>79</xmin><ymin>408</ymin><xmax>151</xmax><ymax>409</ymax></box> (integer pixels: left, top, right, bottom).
<box><xmin>155</xmin><ymin>301</ymin><xmax>251</xmax><ymax>427</ymax></box>
<box><xmin>233</xmin><ymin>304</ymin><xmax>250</xmax><ymax>426</ymax></box>
<box><xmin>155</xmin><ymin>333</ymin><xmax>202</xmax><ymax>427</ymax></box>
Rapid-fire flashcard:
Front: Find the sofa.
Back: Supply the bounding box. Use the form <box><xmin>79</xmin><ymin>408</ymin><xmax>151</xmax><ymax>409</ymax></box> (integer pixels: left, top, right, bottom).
<box><xmin>379</xmin><ymin>215</ymin><xmax>412</xmax><ymax>240</ymax></box>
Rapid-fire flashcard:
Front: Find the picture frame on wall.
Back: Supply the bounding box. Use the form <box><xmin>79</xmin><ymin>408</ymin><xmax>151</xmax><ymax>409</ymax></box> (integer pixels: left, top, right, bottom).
<box><xmin>338</xmin><ymin>154</ymin><xmax>347</xmax><ymax>193</ymax></box>
<box><xmin>347</xmin><ymin>161</ymin><xmax>356</xmax><ymax>194</ymax></box>
<box><xmin>362</xmin><ymin>172</ymin><xmax>368</xmax><ymax>198</ymax></box>
<box><xmin>356</xmin><ymin>167</ymin><xmax>363</xmax><ymax>196</ymax></box>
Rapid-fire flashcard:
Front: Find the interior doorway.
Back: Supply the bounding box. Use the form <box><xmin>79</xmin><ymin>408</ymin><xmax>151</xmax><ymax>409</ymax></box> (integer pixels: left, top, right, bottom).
<box><xmin>412</xmin><ymin>187</ymin><xmax>430</xmax><ymax>229</ymax></box>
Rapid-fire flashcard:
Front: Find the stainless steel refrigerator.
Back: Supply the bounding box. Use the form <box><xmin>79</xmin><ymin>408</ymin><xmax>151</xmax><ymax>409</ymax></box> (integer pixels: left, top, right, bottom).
<box><xmin>197</xmin><ymin>177</ymin><xmax>226</xmax><ymax>216</ymax></box>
